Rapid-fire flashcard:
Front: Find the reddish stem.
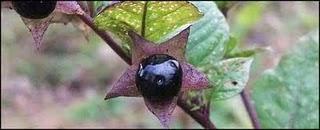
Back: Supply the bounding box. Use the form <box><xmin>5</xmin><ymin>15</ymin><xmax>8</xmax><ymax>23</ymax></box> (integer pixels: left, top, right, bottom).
<box><xmin>241</xmin><ymin>88</ymin><xmax>261</xmax><ymax>129</ymax></box>
<box><xmin>178</xmin><ymin>97</ymin><xmax>216</xmax><ymax>129</ymax></box>
<box><xmin>77</xmin><ymin>14</ymin><xmax>132</xmax><ymax>65</ymax></box>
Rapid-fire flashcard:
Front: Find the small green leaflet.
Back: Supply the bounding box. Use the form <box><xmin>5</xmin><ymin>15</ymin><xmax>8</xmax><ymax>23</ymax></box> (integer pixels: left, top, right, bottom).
<box><xmin>202</xmin><ymin>57</ymin><xmax>253</xmax><ymax>100</ymax></box>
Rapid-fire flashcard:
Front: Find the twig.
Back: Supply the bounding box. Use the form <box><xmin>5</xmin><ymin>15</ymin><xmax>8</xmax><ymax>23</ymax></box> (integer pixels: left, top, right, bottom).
<box><xmin>178</xmin><ymin>97</ymin><xmax>216</xmax><ymax>129</ymax></box>
<box><xmin>77</xmin><ymin>14</ymin><xmax>132</xmax><ymax>65</ymax></box>
<box><xmin>241</xmin><ymin>88</ymin><xmax>261</xmax><ymax>129</ymax></box>
<box><xmin>77</xmin><ymin>11</ymin><xmax>216</xmax><ymax>129</ymax></box>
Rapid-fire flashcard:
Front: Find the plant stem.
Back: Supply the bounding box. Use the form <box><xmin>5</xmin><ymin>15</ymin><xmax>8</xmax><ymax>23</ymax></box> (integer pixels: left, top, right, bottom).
<box><xmin>77</xmin><ymin>12</ymin><xmax>216</xmax><ymax>129</ymax></box>
<box><xmin>178</xmin><ymin>97</ymin><xmax>216</xmax><ymax>129</ymax></box>
<box><xmin>77</xmin><ymin>14</ymin><xmax>132</xmax><ymax>65</ymax></box>
<box><xmin>241</xmin><ymin>88</ymin><xmax>261</xmax><ymax>129</ymax></box>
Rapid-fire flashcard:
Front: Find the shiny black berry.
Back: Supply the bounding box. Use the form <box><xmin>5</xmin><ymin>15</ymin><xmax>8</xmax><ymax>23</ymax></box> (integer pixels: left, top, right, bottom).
<box><xmin>136</xmin><ymin>54</ymin><xmax>182</xmax><ymax>101</ymax></box>
<box><xmin>12</xmin><ymin>1</ymin><xmax>57</xmax><ymax>19</ymax></box>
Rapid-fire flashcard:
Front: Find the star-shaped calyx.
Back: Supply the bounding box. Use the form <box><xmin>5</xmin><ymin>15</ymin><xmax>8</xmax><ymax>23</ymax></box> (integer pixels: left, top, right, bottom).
<box><xmin>2</xmin><ymin>1</ymin><xmax>88</xmax><ymax>49</ymax></box>
<box><xmin>104</xmin><ymin>26</ymin><xmax>209</xmax><ymax>128</ymax></box>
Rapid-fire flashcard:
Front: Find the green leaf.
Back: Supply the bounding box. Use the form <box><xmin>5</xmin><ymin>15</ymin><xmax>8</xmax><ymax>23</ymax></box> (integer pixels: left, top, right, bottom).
<box><xmin>252</xmin><ymin>30</ymin><xmax>319</xmax><ymax>128</ymax></box>
<box><xmin>186</xmin><ymin>1</ymin><xmax>229</xmax><ymax>66</ymax></box>
<box><xmin>224</xmin><ymin>47</ymin><xmax>269</xmax><ymax>58</ymax></box>
<box><xmin>203</xmin><ymin>57</ymin><xmax>253</xmax><ymax>100</ymax></box>
<box><xmin>226</xmin><ymin>49</ymin><xmax>255</xmax><ymax>58</ymax></box>
<box><xmin>224</xmin><ymin>35</ymin><xmax>238</xmax><ymax>56</ymax></box>
<box><xmin>94</xmin><ymin>1</ymin><xmax>203</xmax><ymax>54</ymax></box>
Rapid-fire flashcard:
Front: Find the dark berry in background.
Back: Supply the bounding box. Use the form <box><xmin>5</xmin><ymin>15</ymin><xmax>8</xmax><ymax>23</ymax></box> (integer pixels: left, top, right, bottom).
<box><xmin>136</xmin><ymin>54</ymin><xmax>182</xmax><ymax>101</ymax></box>
<box><xmin>12</xmin><ymin>1</ymin><xmax>57</xmax><ymax>19</ymax></box>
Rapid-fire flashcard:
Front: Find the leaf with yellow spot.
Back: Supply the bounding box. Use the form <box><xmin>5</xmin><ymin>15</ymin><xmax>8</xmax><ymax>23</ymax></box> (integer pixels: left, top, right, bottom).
<box><xmin>94</xmin><ymin>1</ymin><xmax>203</xmax><ymax>55</ymax></box>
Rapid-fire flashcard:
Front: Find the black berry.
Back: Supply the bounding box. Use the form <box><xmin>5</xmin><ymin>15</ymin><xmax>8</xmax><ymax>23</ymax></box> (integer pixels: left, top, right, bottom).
<box><xmin>13</xmin><ymin>1</ymin><xmax>57</xmax><ymax>19</ymax></box>
<box><xmin>136</xmin><ymin>54</ymin><xmax>182</xmax><ymax>101</ymax></box>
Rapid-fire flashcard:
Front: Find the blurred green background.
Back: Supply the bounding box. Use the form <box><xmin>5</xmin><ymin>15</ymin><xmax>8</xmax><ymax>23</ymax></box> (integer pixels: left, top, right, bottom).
<box><xmin>1</xmin><ymin>1</ymin><xmax>319</xmax><ymax>128</ymax></box>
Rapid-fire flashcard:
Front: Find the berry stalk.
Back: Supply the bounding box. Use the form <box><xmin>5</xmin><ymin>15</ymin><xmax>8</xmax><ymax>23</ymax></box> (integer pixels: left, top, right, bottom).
<box><xmin>241</xmin><ymin>88</ymin><xmax>261</xmax><ymax>129</ymax></box>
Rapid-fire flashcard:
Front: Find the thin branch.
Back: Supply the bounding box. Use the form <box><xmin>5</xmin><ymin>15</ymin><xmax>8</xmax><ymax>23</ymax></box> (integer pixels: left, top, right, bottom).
<box><xmin>77</xmin><ymin>14</ymin><xmax>132</xmax><ymax>65</ymax></box>
<box><xmin>241</xmin><ymin>88</ymin><xmax>261</xmax><ymax>129</ymax></box>
<box><xmin>77</xmin><ymin>6</ymin><xmax>215</xmax><ymax>129</ymax></box>
<box><xmin>178</xmin><ymin>96</ymin><xmax>216</xmax><ymax>129</ymax></box>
